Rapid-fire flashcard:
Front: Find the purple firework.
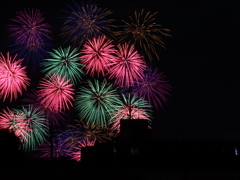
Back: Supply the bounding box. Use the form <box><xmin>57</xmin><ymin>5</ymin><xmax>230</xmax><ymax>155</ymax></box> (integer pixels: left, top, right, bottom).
<box><xmin>132</xmin><ymin>66</ymin><xmax>171</xmax><ymax>109</ymax></box>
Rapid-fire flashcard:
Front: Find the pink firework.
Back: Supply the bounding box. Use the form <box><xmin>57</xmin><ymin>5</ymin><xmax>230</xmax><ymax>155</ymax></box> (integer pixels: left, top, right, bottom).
<box><xmin>81</xmin><ymin>36</ymin><xmax>116</xmax><ymax>77</ymax></box>
<box><xmin>0</xmin><ymin>108</ymin><xmax>32</xmax><ymax>143</ymax></box>
<box><xmin>108</xmin><ymin>43</ymin><xmax>146</xmax><ymax>87</ymax></box>
<box><xmin>0</xmin><ymin>52</ymin><xmax>30</xmax><ymax>102</ymax></box>
<box><xmin>109</xmin><ymin>106</ymin><xmax>150</xmax><ymax>134</ymax></box>
<box><xmin>69</xmin><ymin>137</ymin><xmax>96</xmax><ymax>162</ymax></box>
<box><xmin>38</xmin><ymin>73</ymin><xmax>75</xmax><ymax>113</ymax></box>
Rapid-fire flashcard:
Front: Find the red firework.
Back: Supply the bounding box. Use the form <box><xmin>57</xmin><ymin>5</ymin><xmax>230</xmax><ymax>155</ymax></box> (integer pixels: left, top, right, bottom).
<box><xmin>81</xmin><ymin>36</ymin><xmax>116</xmax><ymax>77</ymax></box>
<box><xmin>0</xmin><ymin>52</ymin><xmax>30</xmax><ymax>102</ymax></box>
<box><xmin>108</xmin><ymin>43</ymin><xmax>146</xmax><ymax>87</ymax></box>
<box><xmin>0</xmin><ymin>108</ymin><xmax>32</xmax><ymax>143</ymax></box>
<box><xmin>38</xmin><ymin>73</ymin><xmax>75</xmax><ymax>113</ymax></box>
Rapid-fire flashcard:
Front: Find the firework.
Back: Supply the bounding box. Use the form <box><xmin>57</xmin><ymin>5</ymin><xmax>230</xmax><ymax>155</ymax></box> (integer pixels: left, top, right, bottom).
<box><xmin>22</xmin><ymin>89</ymin><xmax>67</xmax><ymax>128</ymax></box>
<box><xmin>0</xmin><ymin>52</ymin><xmax>30</xmax><ymax>102</ymax></box>
<box><xmin>0</xmin><ymin>108</ymin><xmax>32</xmax><ymax>143</ymax></box>
<box><xmin>38</xmin><ymin>73</ymin><xmax>75</xmax><ymax>113</ymax></box>
<box><xmin>7</xmin><ymin>8</ymin><xmax>52</xmax><ymax>71</ymax></box>
<box><xmin>108</xmin><ymin>43</ymin><xmax>147</xmax><ymax>88</ymax></box>
<box><xmin>14</xmin><ymin>105</ymin><xmax>49</xmax><ymax>151</ymax></box>
<box><xmin>34</xmin><ymin>138</ymin><xmax>68</xmax><ymax>160</ymax></box>
<box><xmin>41</xmin><ymin>46</ymin><xmax>85</xmax><ymax>85</ymax></box>
<box><xmin>116</xmin><ymin>9</ymin><xmax>171</xmax><ymax>61</ymax></box>
<box><xmin>132</xmin><ymin>66</ymin><xmax>171</xmax><ymax>109</ymax></box>
<box><xmin>81</xmin><ymin>36</ymin><xmax>116</xmax><ymax>77</ymax></box>
<box><xmin>60</xmin><ymin>0</ymin><xmax>115</xmax><ymax>49</ymax></box>
<box><xmin>109</xmin><ymin>93</ymin><xmax>152</xmax><ymax>134</ymax></box>
<box><xmin>75</xmin><ymin>79</ymin><xmax>121</xmax><ymax>127</ymax></box>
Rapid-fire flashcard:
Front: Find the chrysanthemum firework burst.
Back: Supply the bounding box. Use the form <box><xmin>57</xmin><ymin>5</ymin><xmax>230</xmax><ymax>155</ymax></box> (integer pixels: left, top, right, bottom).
<box><xmin>75</xmin><ymin>79</ymin><xmax>121</xmax><ymax>127</ymax></box>
<box><xmin>0</xmin><ymin>52</ymin><xmax>30</xmax><ymax>102</ymax></box>
<box><xmin>41</xmin><ymin>46</ymin><xmax>85</xmax><ymax>85</ymax></box>
<box><xmin>14</xmin><ymin>105</ymin><xmax>49</xmax><ymax>151</ymax></box>
<box><xmin>109</xmin><ymin>93</ymin><xmax>152</xmax><ymax>134</ymax></box>
<box><xmin>132</xmin><ymin>66</ymin><xmax>172</xmax><ymax>109</ymax></box>
<box><xmin>108</xmin><ymin>43</ymin><xmax>147</xmax><ymax>88</ymax></box>
<box><xmin>38</xmin><ymin>73</ymin><xmax>75</xmax><ymax>113</ymax></box>
<box><xmin>0</xmin><ymin>108</ymin><xmax>32</xmax><ymax>143</ymax></box>
<box><xmin>116</xmin><ymin>9</ymin><xmax>171</xmax><ymax>61</ymax></box>
<box><xmin>60</xmin><ymin>0</ymin><xmax>115</xmax><ymax>49</ymax></box>
<box><xmin>7</xmin><ymin>8</ymin><xmax>52</xmax><ymax>71</ymax></box>
<box><xmin>81</xmin><ymin>36</ymin><xmax>116</xmax><ymax>77</ymax></box>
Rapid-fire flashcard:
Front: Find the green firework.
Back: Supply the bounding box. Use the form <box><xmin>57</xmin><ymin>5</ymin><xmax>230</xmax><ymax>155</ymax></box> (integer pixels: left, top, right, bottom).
<box><xmin>75</xmin><ymin>79</ymin><xmax>121</xmax><ymax>127</ymax></box>
<box><xmin>41</xmin><ymin>46</ymin><xmax>85</xmax><ymax>85</ymax></box>
<box><xmin>14</xmin><ymin>105</ymin><xmax>49</xmax><ymax>151</ymax></box>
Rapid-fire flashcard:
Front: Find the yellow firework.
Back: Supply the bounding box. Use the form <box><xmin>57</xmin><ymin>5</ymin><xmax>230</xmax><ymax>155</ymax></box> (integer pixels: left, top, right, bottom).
<box><xmin>116</xmin><ymin>9</ymin><xmax>171</xmax><ymax>61</ymax></box>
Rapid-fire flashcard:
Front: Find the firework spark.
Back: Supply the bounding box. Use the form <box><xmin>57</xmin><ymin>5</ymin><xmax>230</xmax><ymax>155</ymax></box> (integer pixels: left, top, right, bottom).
<box><xmin>116</xmin><ymin>9</ymin><xmax>171</xmax><ymax>61</ymax></box>
<box><xmin>81</xmin><ymin>36</ymin><xmax>116</xmax><ymax>77</ymax></box>
<box><xmin>0</xmin><ymin>52</ymin><xmax>30</xmax><ymax>102</ymax></box>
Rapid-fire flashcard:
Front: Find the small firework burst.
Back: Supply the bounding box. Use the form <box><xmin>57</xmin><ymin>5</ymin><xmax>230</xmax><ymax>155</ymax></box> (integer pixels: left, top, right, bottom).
<box><xmin>0</xmin><ymin>52</ymin><xmax>30</xmax><ymax>102</ymax></box>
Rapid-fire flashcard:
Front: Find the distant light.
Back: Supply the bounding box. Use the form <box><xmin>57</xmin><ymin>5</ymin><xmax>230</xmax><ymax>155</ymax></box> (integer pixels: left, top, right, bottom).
<box><xmin>234</xmin><ymin>146</ymin><xmax>238</xmax><ymax>155</ymax></box>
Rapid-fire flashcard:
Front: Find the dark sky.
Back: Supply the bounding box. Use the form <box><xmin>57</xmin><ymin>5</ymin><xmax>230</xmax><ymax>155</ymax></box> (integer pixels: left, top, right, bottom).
<box><xmin>0</xmin><ymin>0</ymin><xmax>239</xmax><ymax>142</ymax></box>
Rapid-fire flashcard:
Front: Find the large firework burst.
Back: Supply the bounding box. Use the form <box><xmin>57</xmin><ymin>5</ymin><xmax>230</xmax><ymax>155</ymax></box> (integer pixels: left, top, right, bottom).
<box><xmin>14</xmin><ymin>105</ymin><xmax>49</xmax><ymax>151</ymax></box>
<box><xmin>109</xmin><ymin>93</ymin><xmax>152</xmax><ymax>134</ymax></box>
<box><xmin>116</xmin><ymin>9</ymin><xmax>171</xmax><ymax>61</ymax></box>
<box><xmin>81</xmin><ymin>36</ymin><xmax>116</xmax><ymax>77</ymax></box>
<box><xmin>7</xmin><ymin>8</ymin><xmax>52</xmax><ymax>72</ymax></box>
<box><xmin>0</xmin><ymin>52</ymin><xmax>30</xmax><ymax>102</ymax></box>
<box><xmin>132</xmin><ymin>66</ymin><xmax>171</xmax><ymax>109</ymax></box>
<box><xmin>60</xmin><ymin>0</ymin><xmax>115</xmax><ymax>49</ymax></box>
<box><xmin>75</xmin><ymin>79</ymin><xmax>121</xmax><ymax>127</ymax></box>
<box><xmin>108</xmin><ymin>43</ymin><xmax>147</xmax><ymax>88</ymax></box>
<box><xmin>41</xmin><ymin>46</ymin><xmax>85</xmax><ymax>85</ymax></box>
<box><xmin>38</xmin><ymin>73</ymin><xmax>75</xmax><ymax>113</ymax></box>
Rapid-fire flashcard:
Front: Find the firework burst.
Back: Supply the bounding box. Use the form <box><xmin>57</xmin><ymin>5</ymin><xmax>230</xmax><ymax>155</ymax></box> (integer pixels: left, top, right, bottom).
<box><xmin>0</xmin><ymin>52</ymin><xmax>30</xmax><ymax>102</ymax></box>
<box><xmin>109</xmin><ymin>93</ymin><xmax>152</xmax><ymax>134</ymax></box>
<box><xmin>38</xmin><ymin>73</ymin><xmax>75</xmax><ymax>113</ymax></box>
<box><xmin>116</xmin><ymin>9</ymin><xmax>171</xmax><ymax>61</ymax></box>
<box><xmin>7</xmin><ymin>8</ymin><xmax>52</xmax><ymax>71</ymax></box>
<box><xmin>75</xmin><ymin>79</ymin><xmax>121</xmax><ymax>127</ymax></box>
<box><xmin>132</xmin><ymin>66</ymin><xmax>171</xmax><ymax>109</ymax></box>
<box><xmin>60</xmin><ymin>0</ymin><xmax>115</xmax><ymax>49</ymax></box>
<box><xmin>0</xmin><ymin>108</ymin><xmax>32</xmax><ymax>143</ymax></box>
<box><xmin>108</xmin><ymin>43</ymin><xmax>147</xmax><ymax>88</ymax></box>
<box><xmin>14</xmin><ymin>105</ymin><xmax>49</xmax><ymax>151</ymax></box>
<box><xmin>41</xmin><ymin>46</ymin><xmax>85</xmax><ymax>85</ymax></box>
<box><xmin>81</xmin><ymin>36</ymin><xmax>116</xmax><ymax>77</ymax></box>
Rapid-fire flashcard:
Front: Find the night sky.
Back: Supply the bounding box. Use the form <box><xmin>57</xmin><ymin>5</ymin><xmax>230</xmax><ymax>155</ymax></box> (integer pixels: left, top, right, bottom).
<box><xmin>0</xmin><ymin>0</ymin><xmax>239</xmax><ymax>142</ymax></box>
